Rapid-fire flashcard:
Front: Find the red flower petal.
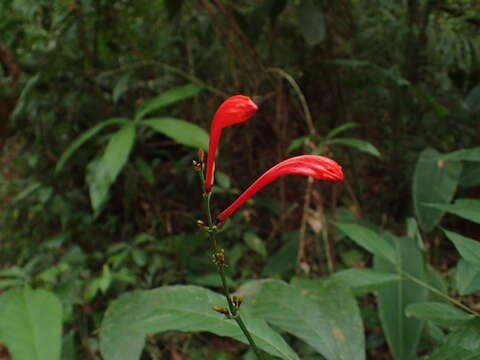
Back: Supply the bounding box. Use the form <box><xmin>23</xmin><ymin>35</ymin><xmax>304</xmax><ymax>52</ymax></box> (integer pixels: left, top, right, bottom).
<box><xmin>217</xmin><ymin>155</ymin><xmax>343</xmax><ymax>221</ymax></box>
<box><xmin>205</xmin><ymin>95</ymin><xmax>258</xmax><ymax>192</ymax></box>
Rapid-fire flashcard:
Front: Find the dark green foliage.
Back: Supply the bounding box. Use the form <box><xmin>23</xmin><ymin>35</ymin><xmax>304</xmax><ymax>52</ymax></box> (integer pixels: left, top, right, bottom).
<box><xmin>1</xmin><ymin>0</ymin><xmax>480</xmax><ymax>359</ymax></box>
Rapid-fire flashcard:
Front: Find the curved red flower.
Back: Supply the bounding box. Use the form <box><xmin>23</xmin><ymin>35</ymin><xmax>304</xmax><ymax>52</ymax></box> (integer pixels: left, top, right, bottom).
<box><xmin>205</xmin><ymin>95</ymin><xmax>258</xmax><ymax>192</ymax></box>
<box><xmin>217</xmin><ymin>155</ymin><xmax>343</xmax><ymax>221</ymax></box>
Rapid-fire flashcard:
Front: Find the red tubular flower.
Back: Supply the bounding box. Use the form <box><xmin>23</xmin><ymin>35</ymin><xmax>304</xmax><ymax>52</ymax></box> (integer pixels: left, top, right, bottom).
<box><xmin>205</xmin><ymin>95</ymin><xmax>258</xmax><ymax>192</ymax></box>
<box><xmin>217</xmin><ymin>155</ymin><xmax>343</xmax><ymax>221</ymax></box>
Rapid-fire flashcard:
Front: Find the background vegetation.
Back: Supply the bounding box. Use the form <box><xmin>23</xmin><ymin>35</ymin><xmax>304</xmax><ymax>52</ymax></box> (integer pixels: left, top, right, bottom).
<box><xmin>1</xmin><ymin>0</ymin><xmax>479</xmax><ymax>359</ymax></box>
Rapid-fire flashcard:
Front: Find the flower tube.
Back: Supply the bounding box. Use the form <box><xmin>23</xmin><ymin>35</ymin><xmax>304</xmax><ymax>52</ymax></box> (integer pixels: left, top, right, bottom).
<box><xmin>217</xmin><ymin>155</ymin><xmax>343</xmax><ymax>221</ymax></box>
<box><xmin>205</xmin><ymin>95</ymin><xmax>258</xmax><ymax>192</ymax></box>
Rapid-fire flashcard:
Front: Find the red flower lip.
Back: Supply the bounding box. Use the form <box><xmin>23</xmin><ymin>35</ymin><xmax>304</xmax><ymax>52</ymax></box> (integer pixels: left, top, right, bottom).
<box><xmin>216</xmin><ymin>155</ymin><xmax>343</xmax><ymax>221</ymax></box>
<box><xmin>205</xmin><ymin>95</ymin><xmax>258</xmax><ymax>192</ymax></box>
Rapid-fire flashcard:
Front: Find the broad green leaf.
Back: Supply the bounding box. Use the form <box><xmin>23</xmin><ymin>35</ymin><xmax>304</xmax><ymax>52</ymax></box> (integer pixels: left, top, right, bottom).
<box><xmin>425</xmin><ymin>264</ymin><xmax>448</xmax><ymax>303</ymax></box>
<box><xmin>142</xmin><ymin>117</ymin><xmax>208</xmax><ymax>150</ymax></box>
<box><xmin>406</xmin><ymin>217</ymin><xmax>425</xmax><ymax>251</ymax></box>
<box><xmin>443</xmin><ymin>229</ymin><xmax>480</xmax><ymax>270</ymax></box>
<box><xmin>55</xmin><ymin>118</ymin><xmax>129</xmax><ymax>173</ymax></box>
<box><xmin>374</xmin><ymin>234</ymin><xmax>427</xmax><ymax>360</ymax></box>
<box><xmin>86</xmin><ymin>158</ymin><xmax>109</xmax><ymax>214</ymax></box>
<box><xmin>406</xmin><ymin>302</ymin><xmax>474</xmax><ymax>328</ymax></box>
<box><xmin>421</xmin><ymin>319</ymin><xmax>480</xmax><ymax>359</ymax></box>
<box><xmin>425</xmin><ymin>199</ymin><xmax>480</xmax><ymax>224</ymax></box>
<box><xmin>100</xmin><ymin>285</ymin><xmax>299</xmax><ymax>360</ymax></box>
<box><xmin>438</xmin><ymin>318</ymin><xmax>480</xmax><ymax>349</ymax></box>
<box><xmin>456</xmin><ymin>260</ymin><xmax>480</xmax><ymax>296</ymax></box>
<box><xmin>459</xmin><ymin>162</ymin><xmax>480</xmax><ymax>187</ymax></box>
<box><xmin>101</xmin><ymin>123</ymin><xmax>136</xmax><ymax>181</ymax></box>
<box><xmin>134</xmin><ymin>84</ymin><xmax>202</xmax><ymax>121</ymax></box>
<box><xmin>412</xmin><ymin>148</ymin><xmax>462</xmax><ymax>232</ymax></box>
<box><xmin>332</xmin><ymin>268</ymin><xmax>400</xmax><ymax>293</ymax></box>
<box><xmin>99</xmin><ymin>290</ymin><xmax>146</xmax><ymax>360</ymax></box>
<box><xmin>297</xmin><ymin>0</ymin><xmax>325</xmax><ymax>46</ymax></box>
<box><xmin>0</xmin><ymin>279</ymin><xmax>25</xmax><ymax>288</ymax></box>
<box><xmin>86</xmin><ymin>123</ymin><xmax>135</xmax><ymax>212</ymax></box>
<box><xmin>326</xmin><ymin>122</ymin><xmax>359</xmax><ymax>139</ymax></box>
<box><xmin>325</xmin><ymin>138</ymin><xmax>381</xmax><ymax>158</ymax></box>
<box><xmin>243</xmin><ymin>232</ymin><xmax>267</xmax><ymax>257</ymax></box>
<box><xmin>443</xmin><ymin>147</ymin><xmax>480</xmax><ymax>162</ymax></box>
<box><xmin>242</xmin><ymin>279</ymin><xmax>365</xmax><ymax>360</ymax></box>
<box><xmin>422</xmin><ymin>345</ymin><xmax>480</xmax><ymax>360</ymax></box>
<box><xmin>0</xmin><ymin>286</ymin><xmax>63</xmax><ymax>360</ymax></box>
<box><xmin>335</xmin><ymin>222</ymin><xmax>396</xmax><ymax>264</ymax></box>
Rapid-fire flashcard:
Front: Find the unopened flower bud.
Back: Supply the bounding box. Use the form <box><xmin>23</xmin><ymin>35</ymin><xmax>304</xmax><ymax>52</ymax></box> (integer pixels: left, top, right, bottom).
<box><xmin>197</xmin><ymin>149</ymin><xmax>205</xmax><ymax>163</ymax></box>
<box><xmin>212</xmin><ymin>306</ymin><xmax>230</xmax><ymax>316</ymax></box>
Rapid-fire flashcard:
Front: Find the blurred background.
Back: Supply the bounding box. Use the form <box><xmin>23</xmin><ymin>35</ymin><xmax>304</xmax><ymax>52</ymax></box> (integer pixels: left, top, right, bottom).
<box><xmin>0</xmin><ymin>0</ymin><xmax>479</xmax><ymax>359</ymax></box>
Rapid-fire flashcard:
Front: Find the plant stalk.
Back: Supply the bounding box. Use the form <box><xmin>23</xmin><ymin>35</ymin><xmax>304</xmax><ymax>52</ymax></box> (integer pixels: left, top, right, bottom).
<box><xmin>204</xmin><ymin>192</ymin><xmax>265</xmax><ymax>359</ymax></box>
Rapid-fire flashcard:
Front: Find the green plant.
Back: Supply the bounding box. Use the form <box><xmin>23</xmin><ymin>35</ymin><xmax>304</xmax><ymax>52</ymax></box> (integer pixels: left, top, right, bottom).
<box><xmin>55</xmin><ymin>84</ymin><xmax>207</xmax><ymax>214</ymax></box>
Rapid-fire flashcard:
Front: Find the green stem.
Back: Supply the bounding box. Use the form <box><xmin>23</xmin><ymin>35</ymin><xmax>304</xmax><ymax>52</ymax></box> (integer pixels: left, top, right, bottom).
<box><xmin>400</xmin><ymin>269</ymin><xmax>480</xmax><ymax>317</ymax></box>
<box><xmin>204</xmin><ymin>192</ymin><xmax>265</xmax><ymax>359</ymax></box>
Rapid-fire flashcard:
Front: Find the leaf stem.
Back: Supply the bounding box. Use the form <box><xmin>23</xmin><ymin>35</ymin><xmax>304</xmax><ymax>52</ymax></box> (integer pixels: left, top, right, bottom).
<box><xmin>399</xmin><ymin>269</ymin><xmax>480</xmax><ymax>317</ymax></box>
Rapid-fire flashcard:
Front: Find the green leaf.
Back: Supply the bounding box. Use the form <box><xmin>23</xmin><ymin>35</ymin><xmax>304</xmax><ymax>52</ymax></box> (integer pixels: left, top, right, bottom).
<box><xmin>11</xmin><ymin>73</ymin><xmax>41</xmax><ymax>124</ymax></box>
<box><xmin>243</xmin><ymin>232</ymin><xmax>267</xmax><ymax>257</ymax></box>
<box><xmin>287</xmin><ymin>136</ymin><xmax>308</xmax><ymax>153</ymax></box>
<box><xmin>134</xmin><ymin>157</ymin><xmax>155</xmax><ymax>185</ymax></box>
<box><xmin>465</xmin><ymin>85</ymin><xmax>480</xmax><ymax>112</ymax></box>
<box><xmin>86</xmin><ymin>123</ymin><xmax>135</xmax><ymax>212</ymax></box>
<box><xmin>112</xmin><ymin>74</ymin><xmax>130</xmax><ymax>103</ymax></box>
<box><xmin>456</xmin><ymin>260</ymin><xmax>480</xmax><ymax>296</ymax></box>
<box><xmin>421</xmin><ymin>319</ymin><xmax>480</xmax><ymax>359</ymax></box>
<box><xmin>142</xmin><ymin>117</ymin><xmax>209</xmax><ymax>150</ymax></box>
<box><xmin>423</xmin><ymin>347</ymin><xmax>480</xmax><ymax>360</ymax></box>
<box><xmin>134</xmin><ymin>84</ymin><xmax>202</xmax><ymax>121</ymax></box>
<box><xmin>443</xmin><ymin>147</ymin><xmax>480</xmax><ymax>162</ymax></box>
<box><xmin>325</xmin><ymin>138</ymin><xmax>381</xmax><ymax>157</ymax></box>
<box><xmin>325</xmin><ymin>122</ymin><xmax>359</xmax><ymax>139</ymax></box>
<box><xmin>413</xmin><ymin>148</ymin><xmax>462</xmax><ymax>232</ymax></box>
<box><xmin>242</xmin><ymin>278</ymin><xmax>365</xmax><ymax>360</ymax></box>
<box><xmin>296</xmin><ymin>0</ymin><xmax>325</xmax><ymax>46</ymax></box>
<box><xmin>412</xmin><ymin>85</ymin><xmax>449</xmax><ymax>118</ymax></box>
<box><xmin>332</xmin><ymin>268</ymin><xmax>400</xmax><ymax>293</ymax></box>
<box><xmin>100</xmin><ymin>285</ymin><xmax>299</xmax><ymax>360</ymax></box>
<box><xmin>443</xmin><ymin>229</ymin><xmax>480</xmax><ymax>270</ymax></box>
<box><xmin>459</xmin><ymin>162</ymin><xmax>480</xmax><ymax>187</ymax></box>
<box><xmin>406</xmin><ymin>302</ymin><xmax>474</xmax><ymax>328</ymax></box>
<box><xmin>0</xmin><ymin>286</ymin><xmax>63</xmax><ymax>360</ymax></box>
<box><xmin>98</xmin><ymin>264</ymin><xmax>112</xmax><ymax>293</ymax></box>
<box><xmin>425</xmin><ymin>199</ymin><xmax>480</xmax><ymax>224</ymax></box>
<box><xmin>335</xmin><ymin>222</ymin><xmax>396</xmax><ymax>264</ymax></box>
<box><xmin>55</xmin><ymin>118</ymin><xmax>129</xmax><ymax>173</ymax></box>
<box><xmin>374</xmin><ymin>234</ymin><xmax>427</xmax><ymax>360</ymax></box>
<box><xmin>215</xmin><ymin>171</ymin><xmax>231</xmax><ymax>189</ymax></box>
